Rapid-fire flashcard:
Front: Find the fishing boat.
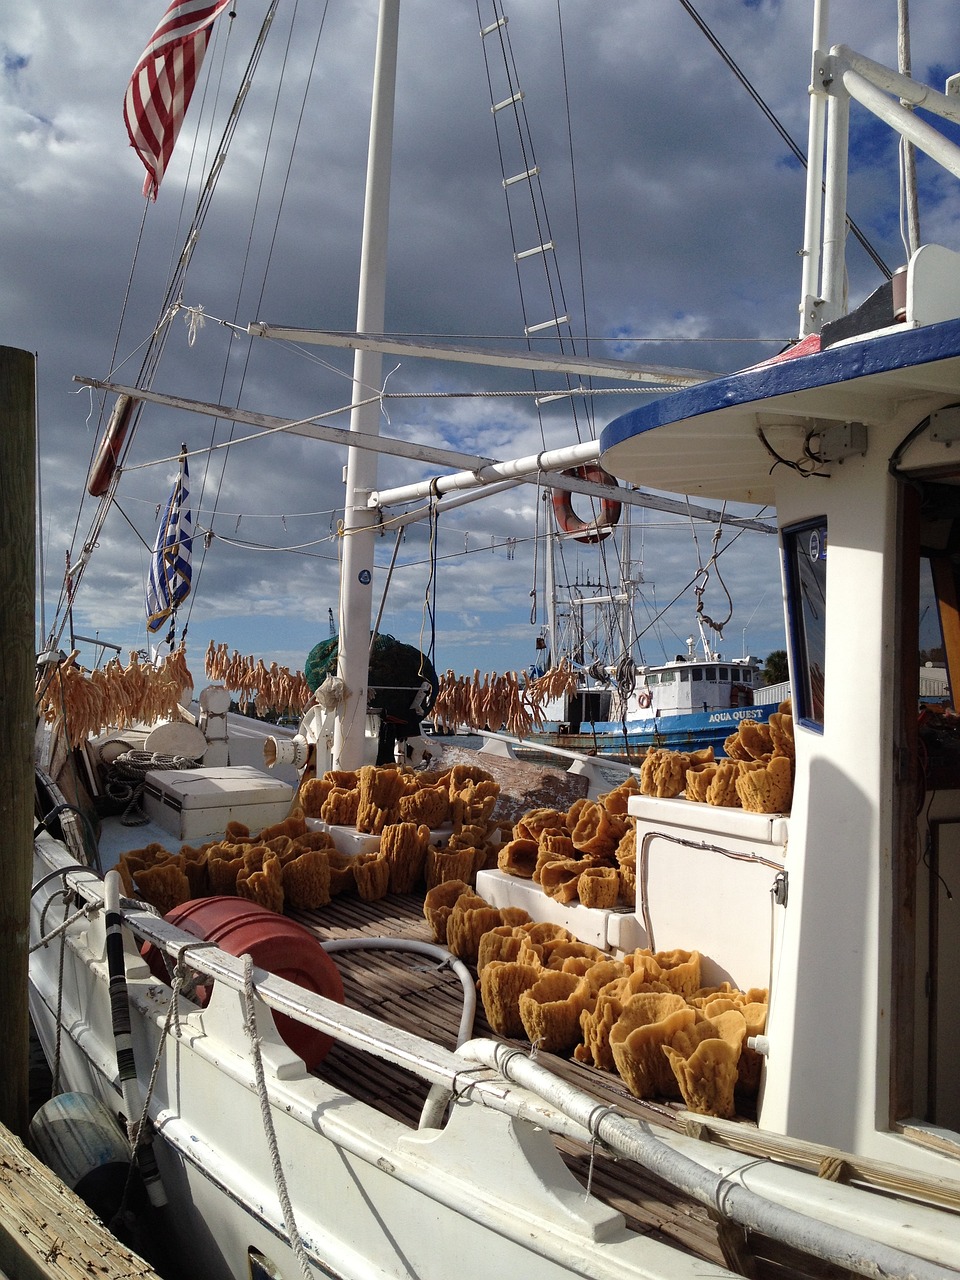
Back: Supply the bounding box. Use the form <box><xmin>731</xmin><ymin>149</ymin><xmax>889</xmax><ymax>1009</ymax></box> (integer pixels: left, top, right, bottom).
<box><xmin>534</xmin><ymin>631</ymin><xmax>775</xmax><ymax>760</ymax></box>
<box><xmin>26</xmin><ymin>2</ymin><xmax>960</xmax><ymax>1279</ymax></box>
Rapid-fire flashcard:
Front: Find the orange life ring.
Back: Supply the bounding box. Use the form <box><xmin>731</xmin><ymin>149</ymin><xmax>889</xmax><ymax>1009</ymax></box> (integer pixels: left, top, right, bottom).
<box><xmin>552</xmin><ymin>464</ymin><xmax>622</xmax><ymax>544</ymax></box>
<box><xmin>87</xmin><ymin>395</ymin><xmax>135</xmax><ymax>497</ymax></box>
<box><xmin>637</xmin><ymin>690</ymin><xmax>652</xmax><ymax>709</ymax></box>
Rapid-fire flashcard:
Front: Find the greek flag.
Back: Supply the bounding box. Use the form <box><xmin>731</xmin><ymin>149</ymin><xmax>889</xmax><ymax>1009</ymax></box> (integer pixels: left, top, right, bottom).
<box><xmin>146</xmin><ymin>452</ymin><xmax>192</xmax><ymax>633</ymax></box>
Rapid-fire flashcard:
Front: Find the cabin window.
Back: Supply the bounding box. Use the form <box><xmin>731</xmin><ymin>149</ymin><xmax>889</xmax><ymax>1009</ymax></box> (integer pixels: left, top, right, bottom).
<box><xmin>783</xmin><ymin>518</ymin><xmax>827</xmax><ymax>728</ymax></box>
<box><xmin>679</xmin><ymin>668</ymin><xmax>690</xmax><ymax>682</ymax></box>
<box><xmin>718</xmin><ymin>666</ymin><xmax>729</xmax><ymax>681</ymax></box>
<box><xmin>704</xmin><ymin>667</ymin><xmax>716</xmax><ymax>681</ymax></box>
<box><xmin>692</xmin><ymin>668</ymin><xmax>703</xmax><ymax>681</ymax></box>
<box><xmin>647</xmin><ymin>672</ymin><xmax>659</xmax><ymax>685</ymax></box>
<box><xmin>660</xmin><ymin>671</ymin><xmax>676</xmax><ymax>683</ymax></box>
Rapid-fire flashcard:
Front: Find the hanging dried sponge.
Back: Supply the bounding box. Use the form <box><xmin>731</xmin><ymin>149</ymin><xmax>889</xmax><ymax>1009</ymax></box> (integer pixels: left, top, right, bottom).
<box><xmin>480</xmin><ymin>961</ymin><xmax>542</xmax><ymax>1038</ymax></box>
<box><xmin>610</xmin><ymin>992</ymin><xmax>697</xmax><ymax>1099</ymax></box>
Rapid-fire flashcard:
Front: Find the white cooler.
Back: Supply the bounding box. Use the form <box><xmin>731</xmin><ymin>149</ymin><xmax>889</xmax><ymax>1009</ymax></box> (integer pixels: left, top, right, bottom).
<box><xmin>142</xmin><ymin>765</ymin><xmax>294</xmax><ymax>840</ymax></box>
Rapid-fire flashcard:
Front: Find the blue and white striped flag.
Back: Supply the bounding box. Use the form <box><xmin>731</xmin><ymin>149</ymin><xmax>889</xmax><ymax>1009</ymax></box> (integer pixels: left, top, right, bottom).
<box><xmin>146</xmin><ymin>452</ymin><xmax>192</xmax><ymax>633</ymax></box>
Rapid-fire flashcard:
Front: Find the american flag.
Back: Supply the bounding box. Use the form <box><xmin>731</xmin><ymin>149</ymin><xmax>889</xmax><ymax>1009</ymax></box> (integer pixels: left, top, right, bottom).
<box><xmin>146</xmin><ymin>453</ymin><xmax>193</xmax><ymax>634</ymax></box>
<box><xmin>124</xmin><ymin>0</ymin><xmax>232</xmax><ymax>201</ymax></box>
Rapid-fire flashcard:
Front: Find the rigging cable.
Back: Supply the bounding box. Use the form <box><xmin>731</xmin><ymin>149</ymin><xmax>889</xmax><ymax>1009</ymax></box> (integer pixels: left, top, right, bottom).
<box><xmin>182</xmin><ymin>0</ymin><xmax>332</xmax><ymax>642</ymax></box>
<box><xmin>677</xmin><ymin>0</ymin><xmax>890</xmax><ymax>279</ymax></box>
<box><xmin>52</xmin><ymin>4</ymin><xmax>281</xmax><ymax>651</ymax></box>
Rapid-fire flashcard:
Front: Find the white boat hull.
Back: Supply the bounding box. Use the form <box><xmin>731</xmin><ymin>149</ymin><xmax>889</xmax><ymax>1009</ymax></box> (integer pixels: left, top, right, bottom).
<box><xmin>30</xmin><ymin>835</ymin><xmax>736</xmax><ymax>1280</ymax></box>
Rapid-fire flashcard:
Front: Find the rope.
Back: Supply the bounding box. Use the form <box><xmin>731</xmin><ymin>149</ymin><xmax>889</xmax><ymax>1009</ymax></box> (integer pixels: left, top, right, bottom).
<box><xmin>106</xmin><ymin>750</ymin><xmax>202</xmax><ymax>826</ymax></box>
<box><xmin>240</xmin><ymin>954</ymin><xmax>316</xmax><ymax>1280</ymax></box>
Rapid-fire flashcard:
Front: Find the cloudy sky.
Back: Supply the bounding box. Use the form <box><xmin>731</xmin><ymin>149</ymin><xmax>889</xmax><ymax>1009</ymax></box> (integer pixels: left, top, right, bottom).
<box><xmin>4</xmin><ymin>0</ymin><xmax>960</xmax><ymax>692</ymax></box>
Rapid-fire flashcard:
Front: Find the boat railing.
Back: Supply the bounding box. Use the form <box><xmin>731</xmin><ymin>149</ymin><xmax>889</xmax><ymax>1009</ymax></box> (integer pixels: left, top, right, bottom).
<box><xmin>801</xmin><ymin>27</ymin><xmax>960</xmax><ymax>335</ymax></box>
<box><xmin>36</xmin><ymin>846</ymin><xmax>959</xmax><ymax>1280</ymax></box>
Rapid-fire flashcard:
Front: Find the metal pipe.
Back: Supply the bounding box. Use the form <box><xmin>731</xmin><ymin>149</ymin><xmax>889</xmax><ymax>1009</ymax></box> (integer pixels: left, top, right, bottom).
<box><xmin>799</xmin><ymin>0</ymin><xmax>830</xmax><ymax>335</ymax></box>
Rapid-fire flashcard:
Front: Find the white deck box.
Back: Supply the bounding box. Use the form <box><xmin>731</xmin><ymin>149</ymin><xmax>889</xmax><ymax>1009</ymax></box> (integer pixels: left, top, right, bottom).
<box><xmin>142</xmin><ymin>765</ymin><xmax>294</xmax><ymax>841</ymax></box>
<box><xmin>476</xmin><ymin>868</ymin><xmax>646</xmax><ymax>954</ymax></box>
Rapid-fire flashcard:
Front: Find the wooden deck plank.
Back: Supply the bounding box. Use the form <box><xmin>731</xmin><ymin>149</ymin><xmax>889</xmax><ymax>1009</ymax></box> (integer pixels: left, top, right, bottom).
<box><xmin>288</xmin><ymin>891</ymin><xmax>731</xmax><ymax>1269</ymax></box>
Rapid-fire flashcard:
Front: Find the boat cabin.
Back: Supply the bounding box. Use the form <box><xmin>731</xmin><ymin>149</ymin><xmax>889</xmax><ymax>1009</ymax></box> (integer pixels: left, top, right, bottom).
<box><xmin>600</xmin><ymin>247</ymin><xmax>960</xmax><ymax>1177</ymax></box>
<box><xmin>632</xmin><ymin>654</ymin><xmax>761</xmax><ymax>721</ymax></box>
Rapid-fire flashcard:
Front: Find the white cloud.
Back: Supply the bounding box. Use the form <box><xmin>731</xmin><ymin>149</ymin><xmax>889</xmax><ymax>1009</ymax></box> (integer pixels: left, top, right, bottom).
<box><xmin>7</xmin><ymin>0</ymin><xmax>958</xmax><ymax>682</ymax></box>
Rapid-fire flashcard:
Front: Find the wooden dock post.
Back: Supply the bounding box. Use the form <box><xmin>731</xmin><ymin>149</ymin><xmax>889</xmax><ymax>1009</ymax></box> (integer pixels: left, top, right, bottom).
<box><xmin>0</xmin><ymin>346</ymin><xmax>37</xmax><ymax>1140</ymax></box>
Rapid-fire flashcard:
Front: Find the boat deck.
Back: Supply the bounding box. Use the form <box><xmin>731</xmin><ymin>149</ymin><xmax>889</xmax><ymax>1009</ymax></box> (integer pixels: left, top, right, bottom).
<box><xmin>289</xmin><ymin>891</ymin><xmax>754</xmax><ymax>1276</ymax></box>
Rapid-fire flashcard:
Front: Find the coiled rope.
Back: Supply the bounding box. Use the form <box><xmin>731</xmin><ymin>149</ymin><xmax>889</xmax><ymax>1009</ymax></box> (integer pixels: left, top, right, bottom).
<box><xmin>107</xmin><ymin>750</ymin><xmax>202</xmax><ymax>826</ymax></box>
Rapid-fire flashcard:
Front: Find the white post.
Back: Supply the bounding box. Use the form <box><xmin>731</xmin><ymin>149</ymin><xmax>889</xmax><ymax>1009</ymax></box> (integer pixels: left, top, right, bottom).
<box><xmin>334</xmin><ymin>0</ymin><xmax>400</xmax><ymax>770</ymax></box>
<box><xmin>799</xmin><ymin>0</ymin><xmax>830</xmax><ymax>336</ymax></box>
<box><xmin>820</xmin><ymin>87</ymin><xmax>850</xmax><ymax>320</ymax></box>
<box><xmin>545</xmin><ymin>506</ymin><xmax>557</xmax><ymax>665</ymax></box>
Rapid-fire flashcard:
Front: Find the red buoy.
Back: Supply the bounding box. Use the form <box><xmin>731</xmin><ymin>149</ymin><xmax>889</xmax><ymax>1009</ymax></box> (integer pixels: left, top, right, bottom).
<box><xmin>144</xmin><ymin>897</ymin><xmax>344</xmax><ymax>1069</ymax></box>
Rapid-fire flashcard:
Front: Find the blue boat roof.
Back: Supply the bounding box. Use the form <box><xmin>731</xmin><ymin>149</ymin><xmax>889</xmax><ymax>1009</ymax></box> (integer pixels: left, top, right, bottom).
<box><xmin>600</xmin><ymin>317</ymin><xmax>960</xmax><ymax>505</ymax></box>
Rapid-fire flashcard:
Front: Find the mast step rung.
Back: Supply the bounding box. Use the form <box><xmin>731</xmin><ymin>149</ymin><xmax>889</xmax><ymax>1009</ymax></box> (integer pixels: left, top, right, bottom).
<box><xmin>525</xmin><ymin>315</ymin><xmax>569</xmax><ymax>334</ymax></box>
<box><xmin>503</xmin><ymin>166</ymin><xmax>539</xmax><ymax>188</ymax></box>
<box><xmin>535</xmin><ymin>393</ymin><xmax>568</xmax><ymax>405</ymax></box>
<box><xmin>492</xmin><ymin>91</ymin><xmax>524</xmax><ymax>114</ymax></box>
<box><xmin>480</xmin><ymin>15</ymin><xmax>508</xmax><ymax>37</ymax></box>
<box><xmin>514</xmin><ymin>241</ymin><xmax>555</xmax><ymax>261</ymax></box>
